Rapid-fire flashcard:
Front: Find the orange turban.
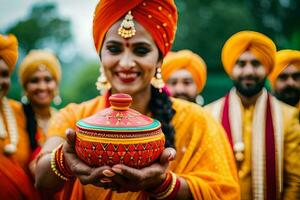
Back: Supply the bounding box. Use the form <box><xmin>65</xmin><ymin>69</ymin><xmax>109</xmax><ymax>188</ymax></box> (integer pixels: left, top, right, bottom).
<box><xmin>269</xmin><ymin>49</ymin><xmax>300</xmax><ymax>87</ymax></box>
<box><xmin>162</xmin><ymin>50</ymin><xmax>207</xmax><ymax>93</ymax></box>
<box><xmin>93</xmin><ymin>0</ymin><xmax>177</xmax><ymax>57</ymax></box>
<box><xmin>222</xmin><ymin>31</ymin><xmax>276</xmax><ymax>77</ymax></box>
<box><xmin>19</xmin><ymin>50</ymin><xmax>61</xmax><ymax>86</ymax></box>
<box><xmin>0</xmin><ymin>34</ymin><xmax>18</xmax><ymax>72</ymax></box>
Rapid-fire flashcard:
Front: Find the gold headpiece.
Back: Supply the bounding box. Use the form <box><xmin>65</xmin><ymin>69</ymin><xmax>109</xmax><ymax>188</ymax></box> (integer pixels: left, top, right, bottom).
<box><xmin>118</xmin><ymin>11</ymin><xmax>136</xmax><ymax>39</ymax></box>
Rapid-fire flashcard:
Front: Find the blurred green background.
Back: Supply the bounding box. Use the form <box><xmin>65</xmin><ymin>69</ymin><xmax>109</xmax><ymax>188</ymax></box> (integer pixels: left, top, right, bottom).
<box><xmin>2</xmin><ymin>0</ymin><xmax>300</xmax><ymax>107</ymax></box>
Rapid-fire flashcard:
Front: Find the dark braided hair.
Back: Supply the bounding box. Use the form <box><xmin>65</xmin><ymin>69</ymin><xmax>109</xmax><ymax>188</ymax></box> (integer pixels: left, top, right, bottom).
<box><xmin>149</xmin><ymin>86</ymin><xmax>176</xmax><ymax>148</ymax></box>
<box><xmin>22</xmin><ymin>103</ymin><xmax>38</xmax><ymax>150</ymax></box>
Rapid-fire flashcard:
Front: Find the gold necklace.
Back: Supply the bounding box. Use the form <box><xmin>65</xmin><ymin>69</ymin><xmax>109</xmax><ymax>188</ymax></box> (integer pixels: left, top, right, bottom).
<box><xmin>0</xmin><ymin>97</ymin><xmax>18</xmax><ymax>154</ymax></box>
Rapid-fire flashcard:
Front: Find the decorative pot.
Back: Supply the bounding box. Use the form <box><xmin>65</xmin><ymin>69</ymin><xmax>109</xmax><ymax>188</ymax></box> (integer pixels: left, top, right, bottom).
<box><xmin>75</xmin><ymin>93</ymin><xmax>165</xmax><ymax>168</ymax></box>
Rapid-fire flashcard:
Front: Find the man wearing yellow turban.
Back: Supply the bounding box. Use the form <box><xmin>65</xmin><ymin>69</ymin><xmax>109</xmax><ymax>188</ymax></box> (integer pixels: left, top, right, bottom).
<box><xmin>269</xmin><ymin>50</ymin><xmax>300</xmax><ymax>109</ymax></box>
<box><xmin>162</xmin><ymin>50</ymin><xmax>207</xmax><ymax>105</ymax></box>
<box><xmin>0</xmin><ymin>34</ymin><xmax>39</xmax><ymax>199</ymax></box>
<box><xmin>205</xmin><ymin>31</ymin><xmax>300</xmax><ymax>200</ymax></box>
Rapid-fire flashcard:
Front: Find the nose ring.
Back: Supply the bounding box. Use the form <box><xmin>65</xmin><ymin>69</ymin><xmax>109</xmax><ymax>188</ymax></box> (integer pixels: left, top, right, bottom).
<box><xmin>130</xmin><ymin>61</ymin><xmax>136</xmax><ymax>67</ymax></box>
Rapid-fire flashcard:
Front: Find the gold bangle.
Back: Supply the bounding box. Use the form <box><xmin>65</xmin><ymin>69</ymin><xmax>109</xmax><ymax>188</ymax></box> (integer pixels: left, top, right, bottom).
<box><xmin>156</xmin><ymin>172</ymin><xmax>177</xmax><ymax>199</ymax></box>
<box><xmin>50</xmin><ymin>145</ymin><xmax>70</xmax><ymax>181</ymax></box>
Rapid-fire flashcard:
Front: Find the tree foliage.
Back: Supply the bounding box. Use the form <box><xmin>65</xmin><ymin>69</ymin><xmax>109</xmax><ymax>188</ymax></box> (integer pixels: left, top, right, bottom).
<box><xmin>62</xmin><ymin>62</ymin><xmax>100</xmax><ymax>105</ymax></box>
<box><xmin>6</xmin><ymin>3</ymin><xmax>72</xmax><ymax>55</ymax></box>
<box><xmin>246</xmin><ymin>0</ymin><xmax>300</xmax><ymax>49</ymax></box>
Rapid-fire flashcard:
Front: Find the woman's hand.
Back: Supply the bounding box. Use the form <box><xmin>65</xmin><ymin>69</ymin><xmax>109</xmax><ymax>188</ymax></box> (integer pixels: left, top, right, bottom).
<box><xmin>105</xmin><ymin>147</ymin><xmax>176</xmax><ymax>193</ymax></box>
<box><xmin>63</xmin><ymin>129</ymin><xmax>116</xmax><ymax>188</ymax></box>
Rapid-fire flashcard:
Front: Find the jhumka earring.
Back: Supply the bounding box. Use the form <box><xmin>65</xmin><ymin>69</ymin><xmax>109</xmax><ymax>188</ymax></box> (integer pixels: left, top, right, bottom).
<box><xmin>96</xmin><ymin>67</ymin><xmax>111</xmax><ymax>95</ymax></box>
<box><xmin>118</xmin><ymin>11</ymin><xmax>136</xmax><ymax>39</ymax></box>
<box><xmin>53</xmin><ymin>90</ymin><xmax>62</xmax><ymax>106</ymax></box>
<box><xmin>21</xmin><ymin>95</ymin><xmax>29</xmax><ymax>105</ymax></box>
<box><xmin>151</xmin><ymin>67</ymin><xmax>165</xmax><ymax>93</ymax></box>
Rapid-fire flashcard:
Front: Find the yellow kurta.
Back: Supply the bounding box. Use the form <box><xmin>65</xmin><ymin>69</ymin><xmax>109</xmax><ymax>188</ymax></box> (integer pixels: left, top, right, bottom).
<box><xmin>205</xmin><ymin>97</ymin><xmax>300</xmax><ymax>200</ymax></box>
<box><xmin>47</xmin><ymin>96</ymin><xmax>240</xmax><ymax>200</ymax></box>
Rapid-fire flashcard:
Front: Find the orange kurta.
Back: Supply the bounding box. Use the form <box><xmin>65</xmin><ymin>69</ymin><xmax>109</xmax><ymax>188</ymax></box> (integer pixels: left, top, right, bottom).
<box><xmin>47</xmin><ymin>96</ymin><xmax>240</xmax><ymax>200</ymax></box>
<box><xmin>0</xmin><ymin>99</ymin><xmax>38</xmax><ymax>199</ymax></box>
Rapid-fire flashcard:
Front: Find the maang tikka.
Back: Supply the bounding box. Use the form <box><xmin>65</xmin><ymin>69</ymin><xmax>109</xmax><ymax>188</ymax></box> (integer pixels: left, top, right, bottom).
<box><xmin>118</xmin><ymin>11</ymin><xmax>136</xmax><ymax>39</ymax></box>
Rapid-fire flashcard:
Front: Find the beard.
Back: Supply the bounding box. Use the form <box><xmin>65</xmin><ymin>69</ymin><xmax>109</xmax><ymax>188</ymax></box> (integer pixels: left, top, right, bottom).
<box><xmin>173</xmin><ymin>93</ymin><xmax>196</xmax><ymax>102</ymax></box>
<box><xmin>274</xmin><ymin>86</ymin><xmax>300</xmax><ymax>106</ymax></box>
<box><xmin>233</xmin><ymin>76</ymin><xmax>266</xmax><ymax>97</ymax></box>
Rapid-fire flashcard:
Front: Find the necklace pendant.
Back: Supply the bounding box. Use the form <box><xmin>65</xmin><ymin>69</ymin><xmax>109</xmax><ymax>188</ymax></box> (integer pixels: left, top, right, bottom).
<box><xmin>4</xmin><ymin>144</ymin><xmax>17</xmax><ymax>154</ymax></box>
<box><xmin>235</xmin><ymin>151</ymin><xmax>244</xmax><ymax>162</ymax></box>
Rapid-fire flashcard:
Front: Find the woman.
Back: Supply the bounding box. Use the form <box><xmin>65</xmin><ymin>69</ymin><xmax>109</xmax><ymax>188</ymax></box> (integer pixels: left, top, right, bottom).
<box><xmin>35</xmin><ymin>0</ymin><xmax>240</xmax><ymax>199</ymax></box>
<box><xmin>19</xmin><ymin>49</ymin><xmax>61</xmax><ymax>159</ymax></box>
<box><xmin>0</xmin><ymin>34</ymin><xmax>39</xmax><ymax>199</ymax></box>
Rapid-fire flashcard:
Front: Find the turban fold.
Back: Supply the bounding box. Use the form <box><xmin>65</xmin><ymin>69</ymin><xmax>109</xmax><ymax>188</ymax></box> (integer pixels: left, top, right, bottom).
<box><xmin>222</xmin><ymin>31</ymin><xmax>276</xmax><ymax>76</ymax></box>
<box><xmin>0</xmin><ymin>34</ymin><xmax>18</xmax><ymax>72</ymax></box>
<box><xmin>269</xmin><ymin>50</ymin><xmax>300</xmax><ymax>87</ymax></box>
<box><xmin>162</xmin><ymin>50</ymin><xmax>207</xmax><ymax>93</ymax></box>
<box><xmin>93</xmin><ymin>0</ymin><xmax>177</xmax><ymax>57</ymax></box>
<box><xmin>19</xmin><ymin>50</ymin><xmax>61</xmax><ymax>86</ymax></box>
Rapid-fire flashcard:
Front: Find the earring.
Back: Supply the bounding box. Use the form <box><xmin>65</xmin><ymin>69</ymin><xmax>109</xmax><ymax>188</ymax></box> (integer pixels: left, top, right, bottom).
<box><xmin>53</xmin><ymin>95</ymin><xmax>62</xmax><ymax>106</ymax></box>
<box><xmin>151</xmin><ymin>67</ymin><xmax>165</xmax><ymax>93</ymax></box>
<box><xmin>21</xmin><ymin>95</ymin><xmax>29</xmax><ymax>104</ymax></box>
<box><xmin>53</xmin><ymin>90</ymin><xmax>62</xmax><ymax>106</ymax></box>
<box><xmin>96</xmin><ymin>67</ymin><xmax>111</xmax><ymax>95</ymax></box>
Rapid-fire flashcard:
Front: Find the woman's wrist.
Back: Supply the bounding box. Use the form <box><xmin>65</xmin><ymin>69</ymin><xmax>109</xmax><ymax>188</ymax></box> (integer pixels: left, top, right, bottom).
<box><xmin>148</xmin><ymin>171</ymin><xmax>181</xmax><ymax>200</ymax></box>
<box><xmin>50</xmin><ymin>144</ymin><xmax>75</xmax><ymax>181</ymax></box>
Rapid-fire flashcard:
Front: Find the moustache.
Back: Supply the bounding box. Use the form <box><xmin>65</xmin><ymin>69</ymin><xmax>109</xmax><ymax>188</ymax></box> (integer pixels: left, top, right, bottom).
<box><xmin>173</xmin><ymin>93</ymin><xmax>195</xmax><ymax>102</ymax></box>
<box><xmin>281</xmin><ymin>86</ymin><xmax>300</xmax><ymax>94</ymax></box>
<box><xmin>237</xmin><ymin>76</ymin><xmax>259</xmax><ymax>82</ymax></box>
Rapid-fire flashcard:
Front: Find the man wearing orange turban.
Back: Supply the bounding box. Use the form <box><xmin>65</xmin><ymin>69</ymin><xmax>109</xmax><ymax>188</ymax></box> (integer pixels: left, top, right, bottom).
<box><xmin>35</xmin><ymin>1</ymin><xmax>240</xmax><ymax>200</ymax></box>
<box><xmin>269</xmin><ymin>50</ymin><xmax>300</xmax><ymax>109</ymax></box>
<box><xmin>162</xmin><ymin>50</ymin><xmax>207</xmax><ymax>105</ymax></box>
<box><xmin>0</xmin><ymin>34</ymin><xmax>39</xmax><ymax>199</ymax></box>
<box><xmin>205</xmin><ymin>31</ymin><xmax>300</xmax><ymax>200</ymax></box>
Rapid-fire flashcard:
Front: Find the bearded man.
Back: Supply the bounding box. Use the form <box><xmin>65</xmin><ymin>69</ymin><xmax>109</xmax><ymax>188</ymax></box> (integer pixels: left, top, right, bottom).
<box><xmin>205</xmin><ymin>31</ymin><xmax>300</xmax><ymax>200</ymax></box>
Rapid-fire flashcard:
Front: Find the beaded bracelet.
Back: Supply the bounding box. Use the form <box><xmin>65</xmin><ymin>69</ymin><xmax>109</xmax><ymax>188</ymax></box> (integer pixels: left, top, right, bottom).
<box><xmin>50</xmin><ymin>144</ymin><xmax>74</xmax><ymax>181</ymax></box>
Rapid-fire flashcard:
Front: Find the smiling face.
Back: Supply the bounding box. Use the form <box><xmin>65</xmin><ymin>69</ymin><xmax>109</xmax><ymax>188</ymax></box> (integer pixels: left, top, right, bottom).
<box><xmin>232</xmin><ymin>51</ymin><xmax>267</xmax><ymax>97</ymax></box>
<box><xmin>100</xmin><ymin>21</ymin><xmax>162</xmax><ymax>96</ymax></box>
<box><xmin>0</xmin><ymin>59</ymin><xmax>11</xmax><ymax>99</ymax></box>
<box><xmin>24</xmin><ymin>67</ymin><xmax>57</xmax><ymax>108</ymax></box>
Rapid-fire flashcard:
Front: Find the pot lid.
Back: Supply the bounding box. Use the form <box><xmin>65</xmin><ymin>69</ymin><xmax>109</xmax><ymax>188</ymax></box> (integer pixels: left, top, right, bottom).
<box><xmin>76</xmin><ymin>93</ymin><xmax>161</xmax><ymax>132</ymax></box>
